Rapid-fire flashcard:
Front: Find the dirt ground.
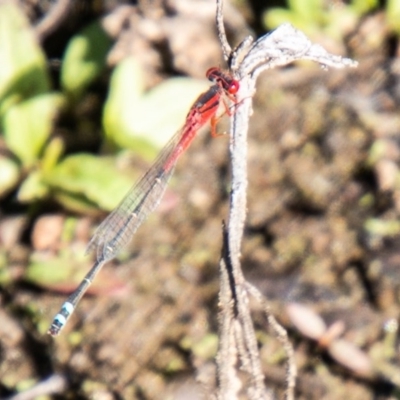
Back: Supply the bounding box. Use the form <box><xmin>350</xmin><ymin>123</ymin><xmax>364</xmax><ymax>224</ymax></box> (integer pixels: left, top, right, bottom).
<box><xmin>1</xmin><ymin>1</ymin><xmax>400</xmax><ymax>399</ymax></box>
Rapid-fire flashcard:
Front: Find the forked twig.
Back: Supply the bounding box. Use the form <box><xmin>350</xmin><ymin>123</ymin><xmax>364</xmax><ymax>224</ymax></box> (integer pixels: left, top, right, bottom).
<box><xmin>245</xmin><ymin>282</ymin><xmax>297</xmax><ymax>400</ymax></box>
<box><xmin>214</xmin><ymin>0</ymin><xmax>358</xmax><ymax>399</ymax></box>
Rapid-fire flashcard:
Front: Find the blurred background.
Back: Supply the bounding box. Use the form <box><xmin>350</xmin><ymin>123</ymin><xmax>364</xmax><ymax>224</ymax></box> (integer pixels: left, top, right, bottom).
<box><xmin>0</xmin><ymin>0</ymin><xmax>400</xmax><ymax>398</ymax></box>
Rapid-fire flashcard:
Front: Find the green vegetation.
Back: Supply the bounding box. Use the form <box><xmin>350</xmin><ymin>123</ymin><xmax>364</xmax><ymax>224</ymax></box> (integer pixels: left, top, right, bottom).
<box><xmin>0</xmin><ymin>2</ymin><xmax>207</xmax><ymax>214</ymax></box>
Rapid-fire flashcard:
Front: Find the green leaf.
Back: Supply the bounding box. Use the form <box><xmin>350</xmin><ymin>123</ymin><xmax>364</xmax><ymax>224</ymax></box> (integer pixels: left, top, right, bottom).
<box><xmin>26</xmin><ymin>257</ymin><xmax>78</xmax><ymax>287</ymax></box>
<box><xmin>3</xmin><ymin>93</ymin><xmax>63</xmax><ymax>167</ymax></box>
<box><xmin>102</xmin><ymin>57</ymin><xmax>147</xmax><ymax>151</ymax></box>
<box><xmin>103</xmin><ymin>56</ymin><xmax>209</xmax><ymax>152</ymax></box>
<box><xmin>41</xmin><ymin>137</ymin><xmax>64</xmax><ymax>173</ymax></box>
<box><xmin>26</xmin><ymin>240</ymin><xmax>87</xmax><ymax>291</ymax></box>
<box><xmin>364</xmin><ymin>218</ymin><xmax>400</xmax><ymax>237</ymax></box>
<box><xmin>61</xmin><ymin>21</ymin><xmax>113</xmax><ymax>100</ymax></box>
<box><xmin>26</xmin><ymin>249</ymin><xmax>128</xmax><ymax>296</ymax></box>
<box><xmin>0</xmin><ymin>3</ymin><xmax>49</xmax><ymax>114</ymax></box>
<box><xmin>264</xmin><ymin>0</ymin><xmax>373</xmax><ymax>38</ymax></box>
<box><xmin>288</xmin><ymin>0</ymin><xmax>324</xmax><ymax>23</ymax></box>
<box><xmin>18</xmin><ymin>170</ymin><xmax>50</xmax><ymax>202</ymax></box>
<box><xmin>351</xmin><ymin>0</ymin><xmax>378</xmax><ymax>15</ymax></box>
<box><xmin>263</xmin><ymin>8</ymin><xmax>322</xmax><ymax>34</ymax></box>
<box><xmin>44</xmin><ymin>153</ymin><xmax>134</xmax><ymax>212</ymax></box>
<box><xmin>103</xmin><ymin>57</ymin><xmax>209</xmax><ymax>155</ymax></box>
<box><xmin>387</xmin><ymin>0</ymin><xmax>400</xmax><ymax>34</ymax></box>
<box><xmin>51</xmin><ymin>191</ymin><xmax>101</xmax><ymax>215</ymax></box>
<box><xmin>0</xmin><ymin>156</ymin><xmax>20</xmax><ymax>198</ymax></box>
<box><xmin>134</xmin><ymin>77</ymin><xmax>210</xmax><ymax>148</ymax></box>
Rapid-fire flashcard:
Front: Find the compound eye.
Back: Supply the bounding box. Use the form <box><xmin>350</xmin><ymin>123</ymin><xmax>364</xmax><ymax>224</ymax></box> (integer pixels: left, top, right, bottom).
<box><xmin>228</xmin><ymin>80</ymin><xmax>240</xmax><ymax>94</ymax></box>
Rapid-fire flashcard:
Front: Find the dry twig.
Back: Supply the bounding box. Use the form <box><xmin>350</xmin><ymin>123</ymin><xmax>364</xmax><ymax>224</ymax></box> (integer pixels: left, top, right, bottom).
<box><xmin>214</xmin><ymin>1</ymin><xmax>358</xmax><ymax>399</ymax></box>
<box><xmin>4</xmin><ymin>374</ymin><xmax>67</xmax><ymax>400</ymax></box>
<box><xmin>35</xmin><ymin>0</ymin><xmax>72</xmax><ymax>41</ymax></box>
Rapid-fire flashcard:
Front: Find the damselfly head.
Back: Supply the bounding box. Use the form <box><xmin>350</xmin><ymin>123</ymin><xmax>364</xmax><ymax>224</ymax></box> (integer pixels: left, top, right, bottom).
<box><xmin>206</xmin><ymin>67</ymin><xmax>239</xmax><ymax>95</ymax></box>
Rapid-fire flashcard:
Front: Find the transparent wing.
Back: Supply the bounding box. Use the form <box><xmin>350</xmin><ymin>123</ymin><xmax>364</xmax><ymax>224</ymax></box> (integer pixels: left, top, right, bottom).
<box><xmin>86</xmin><ymin>131</ymin><xmax>184</xmax><ymax>263</ymax></box>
